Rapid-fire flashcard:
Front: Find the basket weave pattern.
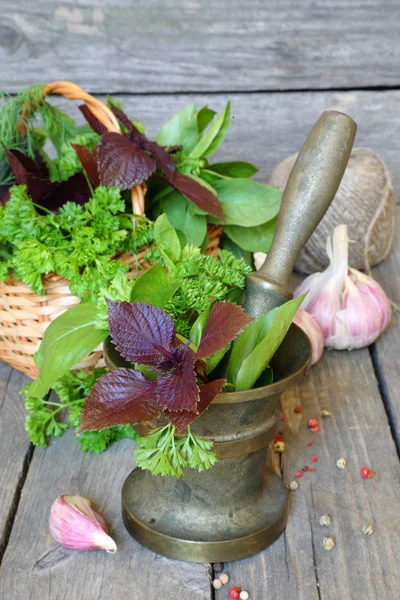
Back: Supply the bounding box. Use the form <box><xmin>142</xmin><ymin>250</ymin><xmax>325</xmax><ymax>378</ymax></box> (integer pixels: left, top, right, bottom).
<box><xmin>0</xmin><ymin>82</ymin><xmax>221</xmax><ymax>379</ymax></box>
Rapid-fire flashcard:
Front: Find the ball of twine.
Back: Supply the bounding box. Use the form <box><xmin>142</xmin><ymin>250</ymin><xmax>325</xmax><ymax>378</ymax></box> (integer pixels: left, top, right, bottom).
<box><xmin>269</xmin><ymin>148</ymin><xmax>396</xmax><ymax>274</ymax></box>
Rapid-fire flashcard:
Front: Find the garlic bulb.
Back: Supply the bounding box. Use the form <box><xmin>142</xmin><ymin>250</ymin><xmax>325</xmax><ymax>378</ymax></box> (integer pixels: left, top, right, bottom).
<box><xmin>294</xmin><ymin>225</ymin><xmax>391</xmax><ymax>350</ymax></box>
<box><xmin>49</xmin><ymin>495</ymin><xmax>117</xmax><ymax>553</ymax></box>
<box><xmin>293</xmin><ymin>309</ymin><xmax>324</xmax><ymax>365</ymax></box>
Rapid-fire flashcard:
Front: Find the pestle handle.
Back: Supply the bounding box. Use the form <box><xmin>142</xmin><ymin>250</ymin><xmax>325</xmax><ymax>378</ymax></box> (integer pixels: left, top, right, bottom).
<box><xmin>245</xmin><ymin>110</ymin><xmax>357</xmax><ymax>317</ymax></box>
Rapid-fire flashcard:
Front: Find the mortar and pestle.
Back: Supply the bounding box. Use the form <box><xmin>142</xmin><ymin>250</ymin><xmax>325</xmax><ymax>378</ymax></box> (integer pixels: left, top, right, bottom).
<box><xmin>105</xmin><ymin>111</ymin><xmax>357</xmax><ymax>563</ymax></box>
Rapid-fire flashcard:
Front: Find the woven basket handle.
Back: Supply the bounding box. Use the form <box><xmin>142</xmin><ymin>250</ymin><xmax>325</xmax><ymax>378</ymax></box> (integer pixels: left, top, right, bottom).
<box><xmin>22</xmin><ymin>81</ymin><xmax>146</xmax><ymax>215</ymax></box>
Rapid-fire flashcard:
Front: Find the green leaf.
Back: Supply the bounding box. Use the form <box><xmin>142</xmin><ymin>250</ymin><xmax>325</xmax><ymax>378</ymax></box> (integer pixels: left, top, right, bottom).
<box><xmin>230</xmin><ymin>296</ymin><xmax>304</xmax><ymax>391</ymax></box>
<box><xmin>206</xmin><ymin>343</ymin><xmax>231</xmax><ymax>374</ymax></box>
<box><xmin>154</xmin><ymin>214</ymin><xmax>181</xmax><ymax>269</ymax></box>
<box><xmin>197</xmin><ymin>106</ymin><xmax>217</xmax><ymax>132</ymax></box>
<box><xmin>130</xmin><ymin>263</ymin><xmax>179</xmax><ymax>307</ymax></box>
<box><xmin>190</xmin><ymin>102</ymin><xmax>231</xmax><ymax>159</ymax></box>
<box><xmin>189</xmin><ymin>306</ymin><xmax>211</xmax><ymax>347</ymax></box>
<box><xmin>208</xmin><ymin>161</ymin><xmax>258</xmax><ymax>178</ymax></box>
<box><xmin>30</xmin><ymin>304</ymin><xmax>108</xmax><ymax>398</ymax></box>
<box><xmin>156</xmin><ymin>105</ymin><xmax>199</xmax><ymax>153</ymax></box>
<box><xmin>213</xmin><ymin>179</ymin><xmax>281</xmax><ymax>226</ymax></box>
<box><xmin>156</xmin><ymin>192</ymin><xmax>207</xmax><ymax>247</ymax></box>
<box><xmin>225</xmin><ymin>218</ymin><xmax>277</xmax><ymax>253</ymax></box>
<box><xmin>255</xmin><ymin>366</ymin><xmax>274</xmax><ymax>387</ymax></box>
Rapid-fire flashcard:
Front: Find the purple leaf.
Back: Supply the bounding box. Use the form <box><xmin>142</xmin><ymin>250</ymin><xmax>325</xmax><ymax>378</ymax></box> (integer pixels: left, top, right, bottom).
<box><xmin>166</xmin><ymin>378</ymin><xmax>226</xmax><ymax>431</ymax></box>
<box><xmin>166</xmin><ymin>171</ymin><xmax>224</xmax><ymax>220</ymax></box>
<box><xmin>79</xmin><ymin>104</ymin><xmax>108</xmax><ymax>136</ymax></box>
<box><xmin>107</xmin><ymin>300</ymin><xmax>176</xmax><ymax>367</ymax></box>
<box><xmin>6</xmin><ymin>149</ymin><xmax>52</xmax><ymax>203</ymax></box>
<box><xmin>79</xmin><ymin>368</ymin><xmax>160</xmax><ymax>432</ymax></box>
<box><xmin>156</xmin><ymin>341</ymin><xmax>191</xmax><ymax>373</ymax></box>
<box><xmin>95</xmin><ymin>132</ymin><xmax>156</xmax><ymax>188</ymax></box>
<box><xmin>145</xmin><ymin>141</ymin><xmax>176</xmax><ymax>178</ymax></box>
<box><xmin>109</xmin><ymin>104</ymin><xmax>135</xmax><ymax>134</ymax></box>
<box><xmin>40</xmin><ymin>173</ymin><xmax>91</xmax><ymax>211</ymax></box>
<box><xmin>157</xmin><ymin>350</ymin><xmax>199</xmax><ymax>412</ymax></box>
<box><xmin>71</xmin><ymin>144</ymin><xmax>100</xmax><ymax>187</ymax></box>
<box><xmin>196</xmin><ymin>302</ymin><xmax>253</xmax><ymax>359</ymax></box>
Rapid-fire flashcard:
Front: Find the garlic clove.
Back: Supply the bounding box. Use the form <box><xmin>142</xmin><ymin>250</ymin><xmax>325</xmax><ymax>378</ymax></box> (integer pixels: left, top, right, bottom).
<box><xmin>293</xmin><ymin>309</ymin><xmax>324</xmax><ymax>365</ymax></box>
<box><xmin>49</xmin><ymin>495</ymin><xmax>117</xmax><ymax>553</ymax></box>
<box><xmin>350</xmin><ymin>269</ymin><xmax>392</xmax><ymax>330</ymax></box>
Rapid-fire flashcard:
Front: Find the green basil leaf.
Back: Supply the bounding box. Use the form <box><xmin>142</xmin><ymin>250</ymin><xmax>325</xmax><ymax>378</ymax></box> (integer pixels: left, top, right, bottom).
<box><xmin>30</xmin><ymin>304</ymin><xmax>108</xmax><ymax>398</ymax></box>
<box><xmin>189</xmin><ymin>102</ymin><xmax>231</xmax><ymax>159</ymax></box>
<box><xmin>208</xmin><ymin>161</ymin><xmax>258</xmax><ymax>178</ymax></box>
<box><xmin>198</xmin><ymin>169</ymin><xmax>225</xmax><ymax>187</ymax></box>
<box><xmin>154</xmin><ymin>214</ymin><xmax>181</xmax><ymax>269</ymax></box>
<box><xmin>156</xmin><ymin>105</ymin><xmax>199</xmax><ymax>153</ymax></box>
<box><xmin>231</xmin><ymin>296</ymin><xmax>304</xmax><ymax>391</ymax></box>
<box><xmin>130</xmin><ymin>263</ymin><xmax>179</xmax><ymax>307</ymax></box>
<box><xmin>189</xmin><ymin>306</ymin><xmax>211</xmax><ymax>347</ymax></box>
<box><xmin>206</xmin><ymin>343</ymin><xmax>231</xmax><ymax>374</ymax></box>
<box><xmin>214</xmin><ymin>179</ymin><xmax>282</xmax><ymax>226</ymax></box>
<box><xmin>225</xmin><ymin>218</ymin><xmax>277</xmax><ymax>253</ymax></box>
<box><xmin>156</xmin><ymin>192</ymin><xmax>207</xmax><ymax>247</ymax></box>
<box><xmin>197</xmin><ymin>106</ymin><xmax>217</xmax><ymax>133</ymax></box>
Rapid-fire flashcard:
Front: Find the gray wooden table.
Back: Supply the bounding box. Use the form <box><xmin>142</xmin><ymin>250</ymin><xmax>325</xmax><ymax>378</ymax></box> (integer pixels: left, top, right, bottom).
<box><xmin>0</xmin><ymin>1</ymin><xmax>400</xmax><ymax>598</ymax></box>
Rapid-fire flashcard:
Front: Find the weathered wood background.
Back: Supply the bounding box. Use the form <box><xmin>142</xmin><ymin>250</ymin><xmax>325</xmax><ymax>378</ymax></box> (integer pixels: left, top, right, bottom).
<box><xmin>0</xmin><ymin>1</ymin><xmax>399</xmax><ymax>598</ymax></box>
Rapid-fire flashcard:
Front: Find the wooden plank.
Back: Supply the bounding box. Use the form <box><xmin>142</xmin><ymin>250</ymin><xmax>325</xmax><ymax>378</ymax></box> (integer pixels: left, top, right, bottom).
<box><xmin>52</xmin><ymin>90</ymin><xmax>400</xmax><ymax>194</ymax></box>
<box><xmin>0</xmin><ymin>417</ymin><xmax>212</xmax><ymax>599</ymax></box>
<box><xmin>0</xmin><ymin>364</ymin><xmax>30</xmax><ymax>560</ymax></box>
<box><xmin>215</xmin><ymin>349</ymin><xmax>400</xmax><ymax>599</ymax></box>
<box><xmin>2</xmin><ymin>1</ymin><xmax>400</xmax><ymax>93</ymax></box>
<box><xmin>372</xmin><ymin>206</ymin><xmax>400</xmax><ymax>448</ymax></box>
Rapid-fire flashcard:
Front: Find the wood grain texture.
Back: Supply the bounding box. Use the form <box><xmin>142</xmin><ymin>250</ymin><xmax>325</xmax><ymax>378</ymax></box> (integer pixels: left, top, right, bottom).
<box><xmin>216</xmin><ymin>349</ymin><xmax>400</xmax><ymax>600</ymax></box>
<box><xmin>0</xmin><ymin>408</ymin><xmax>212</xmax><ymax>599</ymax></box>
<box><xmin>48</xmin><ymin>90</ymin><xmax>400</xmax><ymax>194</ymax></box>
<box><xmin>1</xmin><ymin>1</ymin><xmax>400</xmax><ymax>93</ymax></box>
<box><xmin>0</xmin><ymin>364</ymin><xmax>30</xmax><ymax>559</ymax></box>
<box><xmin>373</xmin><ymin>206</ymin><xmax>400</xmax><ymax>447</ymax></box>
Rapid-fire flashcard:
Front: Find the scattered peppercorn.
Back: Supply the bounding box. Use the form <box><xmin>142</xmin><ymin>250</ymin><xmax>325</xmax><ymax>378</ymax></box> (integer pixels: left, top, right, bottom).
<box><xmin>240</xmin><ymin>592</ymin><xmax>250</xmax><ymax>600</ymax></box>
<box><xmin>322</xmin><ymin>536</ymin><xmax>336</xmax><ymax>551</ymax></box>
<box><xmin>289</xmin><ymin>481</ymin><xmax>299</xmax><ymax>490</ymax></box>
<box><xmin>219</xmin><ymin>573</ymin><xmax>229</xmax><ymax>585</ymax></box>
<box><xmin>361</xmin><ymin>466</ymin><xmax>375</xmax><ymax>479</ymax></box>
<box><xmin>362</xmin><ymin>524</ymin><xmax>375</xmax><ymax>536</ymax></box>
<box><xmin>319</xmin><ymin>514</ymin><xmax>332</xmax><ymax>527</ymax></box>
<box><xmin>321</xmin><ymin>410</ymin><xmax>331</xmax><ymax>418</ymax></box>
<box><xmin>213</xmin><ymin>579</ymin><xmax>223</xmax><ymax>590</ymax></box>
<box><xmin>310</xmin><ymin>426</ymin><xmax>320</xmax><ymax>433</ymax></box>
<box><xmin>302</xmin><ymin>465</ymin><xmax>309</xmax><ymax>472</ymax></box>
<box><xmin>294</xmin><ymin>406</ymin><xmax>302</xmax><ymax>413</ymax></box>
<box><xmin>229</xmin><ymin>587</ymin><xmax>241</xmax><ymax>599</ymax></box>
<box><xmin>280</xmin><ymin>413</ymin><xmax>285</xmax><ymax>421</ymax></box>
<box><xmin>295</xmin><ymin>470</ymin><xmax>304</xmax><ymax>478</ymax></box>
<box><xmin>307</xmin><ymin>441</ymin><xmax>313</xmax><ymax>447</ymax></box>
<box><xmin>274</xmin><ymin>433</ymin><xmax>284</xmax><ymax>442</ymax></box>
<box><xmin>309</xmin><ymin>467</ymin><xmax>317</xmax><ymax>472</ymax></box>
<box><xmin>307</xmin><ymin>418</ymin><xmax>319</xmax><ymax>428</ymax></box>
<box><xmin>310</xmin><ymin>455</ymin><xmax>319</xmax><ymax>462</ymax></box>
<box><xmin>336</xmin><ymin>458</ymin><xmax>347</xmax><ymax>469</ymax></box>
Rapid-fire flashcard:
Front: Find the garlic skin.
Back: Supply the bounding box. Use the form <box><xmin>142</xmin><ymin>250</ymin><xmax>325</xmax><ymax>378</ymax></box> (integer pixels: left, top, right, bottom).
<box><xmin>293</xmin><ymin>309</ymin><xmax>324</xmax><ymax>365</ymax></box>
<box><xmin>294</xmin><ymin>225</ymin><xmax>392</xmax><ymax>350</ymax></box>
<box><xmin>49</xmin><ymin>495</ymin><xmax>117</xmax><ymax>553</ymax></box>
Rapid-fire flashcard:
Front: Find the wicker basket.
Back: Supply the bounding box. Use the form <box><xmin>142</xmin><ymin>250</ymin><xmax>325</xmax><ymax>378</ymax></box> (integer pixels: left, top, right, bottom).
<box><xmin>0</xmin><ymin>81</ymin><xmax>222</xmax><ymax>379</ymax></box>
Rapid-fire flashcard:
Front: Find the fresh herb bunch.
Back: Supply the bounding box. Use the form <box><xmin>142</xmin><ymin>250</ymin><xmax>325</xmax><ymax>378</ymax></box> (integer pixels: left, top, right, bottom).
<box><xmin>0</xmin><ymin>184</ymin><xmax>154</xmax><ymax>300</ymax></box>
<box><xmin>24</xmin><ymin>368</ymin><xmax>138</xmax><ymax>453</ymax></box>
<box><xmin>26</xmin><ymin>215</ymin><xmax>303</xmax><ymax>475</ymax></box>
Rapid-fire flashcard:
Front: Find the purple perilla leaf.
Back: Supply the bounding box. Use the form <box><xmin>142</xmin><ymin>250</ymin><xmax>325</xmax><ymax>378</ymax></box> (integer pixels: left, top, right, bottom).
<box><xmin>165</xmin><ymin>378</ymin><xmax>226</xmax><ymax>431</ymax></box>
<box><xmin>79</xmin><ymin>368</ymin><xmax>160</xmax><ymax>432</ymax></box>
<box><xmin>107</xmin><ymin>300</ymin><xmax>176</xmax><ymax>367</ymax></box>
<box><xmin>157</xmin><ymin>349</ymin><xmax>199</xmax><ymax>412</ymax></box>
<box><xmin>196</xmin><ymin>302</ymin><xmax>253</xmax><ymax>359</ymax></box>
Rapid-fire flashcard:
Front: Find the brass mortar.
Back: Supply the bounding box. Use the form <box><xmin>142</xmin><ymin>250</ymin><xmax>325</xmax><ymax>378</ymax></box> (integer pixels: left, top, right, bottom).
<box><xmin>104</xmin><ymin>325</ymin><xmax>311</xmax><ymax>563</ymax></box>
